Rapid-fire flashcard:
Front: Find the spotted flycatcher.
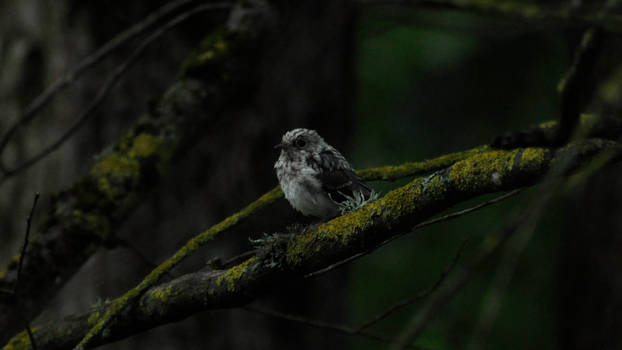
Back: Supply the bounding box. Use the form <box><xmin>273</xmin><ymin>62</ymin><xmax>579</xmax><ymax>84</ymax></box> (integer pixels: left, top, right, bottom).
<box><xmin>274</xmin><ymin>128</ymin><xmax>371</xmax><ymax>219</ymax></box>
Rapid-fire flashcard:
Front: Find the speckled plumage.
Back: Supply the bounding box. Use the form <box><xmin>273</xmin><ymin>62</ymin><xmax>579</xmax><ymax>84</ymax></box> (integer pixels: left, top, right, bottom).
<box><xmin>274</xmin><ymin>128</ymin><xmax>370</xmax><ymax>219</ymax></box>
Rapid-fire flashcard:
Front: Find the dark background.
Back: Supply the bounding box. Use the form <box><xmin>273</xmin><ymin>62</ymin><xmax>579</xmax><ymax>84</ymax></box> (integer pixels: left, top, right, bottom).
<box><xmin>1</xmin><ymin>1</ymin><xmax>620</xmax><ymax>349</ymax></box>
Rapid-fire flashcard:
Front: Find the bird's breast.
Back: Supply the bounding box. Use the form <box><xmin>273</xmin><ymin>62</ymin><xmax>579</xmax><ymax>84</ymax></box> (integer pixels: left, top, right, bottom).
<box><xmin>275</xmin><ymin>159</ymin><xmax>338</xmax><ymax>218</ymax></box>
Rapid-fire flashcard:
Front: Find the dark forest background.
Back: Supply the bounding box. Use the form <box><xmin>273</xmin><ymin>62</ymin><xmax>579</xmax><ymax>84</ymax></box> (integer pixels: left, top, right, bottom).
<box><xmin>1</xmin><ymin>1</ymin><xmax>621</xmax><ymax>349</ymax></box>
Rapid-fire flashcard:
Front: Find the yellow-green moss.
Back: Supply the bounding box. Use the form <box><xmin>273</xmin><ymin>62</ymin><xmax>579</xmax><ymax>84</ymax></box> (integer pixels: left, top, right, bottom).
<box><xmin>316</xmin><ymin>211</ymin><xmax>367</xmax><ymax>243</ymax></box>
<box><xmin>287</xmin><ymin>180</ymin><xmax>424</xmax><ymax>263</ymax></box>
<box><xmin>579</xmin><ymin>113</ymin><xmax>594</xmax><ymax>124</ymax></box>
<box><xmin>3</xmin><ymin>326</ymin><xmax>40</xmax><ymax>350</ymax></box>
<box><xmin>449</xmin><ymin>150</ymin><xmax>519</xmax><ymax>191</ymax></box>
<box><xmin>194</xmin><ymin>36</ymin><xmax>228</xmax><ymax>65</ymax></box>
<box><xmin>85</xmin><ymin>192</ymin><xmax>271</xmax><ymax>341</ymax></box>
<box><xmin>90</xmin><ymin>154</ymin><xmax>140</xmax><ymax>200</ymax></box>
<box><xmin>358</xmin><ymin>145</ymin><xmax>489</xmax><ymax>181</ymax></box>
<box><xmin>538</xmin><ymin>114</ymin><xmax>595</xmax><ymax>130</ymax></box>
<box><xmin>0</xmin><ymin>254</ymin><xmax>19</xmax><ymax>280</ymax></box>
<box><xmin>520</xmin><ymin>148</ymin><xmax>546</xmax><ymax>165</ymax></box>
<box><xmin>87</xmin><ymin>311</ymin><xmax>101</xmax><ymax>326</ymax></box>
<box><xmin>116</xmin><ymin>129</ymin><xmax>137</xmax><ymax>153</ymax></box>
<box><xmin>379</xmin><ymin>180</ymin><xmax>422</xmax><ymax>221</ymax></box>
<box><xmin>127</xmin><ymin>133</ymin><xmax>175</xmax><ymax>175</ymax></box>
<box><xmin>78</xmin><ymin>295</ymin><xmax>129</xmax><ymax>348</ymax></box>
<box><xmin>71</xmin><ymin>209</ymin><xmax>111</xmax><ymax>240</ymax></box>
<box><xmin>151</xmin><ymin>285</ymin><xmax>176</xmax><ymax>302</ymax></box>
<box><xmin>599</xmin><ymin>67</ymin><xmax>622</xmax><ymax>104</ymax></box>
<box><xmin>287</xmin><ymin>145</ymin><xmax>556</xmax><ymax>266</ymax></box>
<box><xmin>538</xmin><ymin>120</ymin><xmax>557</xmax><ymax>128</ymax></box>
<box><xmin>128</xmin><ymin>134</ymin><xmax>162</xmax><ymax>158</ymax></box>
<box><xmin>216</xmin><ymin>257</ymin><xmax>255</xmax><ymax>292</ymax></box>
<box><xmin>3</xmin><ymin>331</ymin><xmax>30</xmax><ymax>350</ymax></box>
<box><xmin>179</xmin><ymin>30</ymin><xmax>230</xmax><ymax>77</ymax></box>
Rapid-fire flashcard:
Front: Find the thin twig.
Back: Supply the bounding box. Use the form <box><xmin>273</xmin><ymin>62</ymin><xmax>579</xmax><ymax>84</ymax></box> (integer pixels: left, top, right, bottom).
<box><xmin>243</xmin><ymin>305</ymin><xmax>429</xmax><ymax>350</ymax></box>
<box><xmin>304</xmin><ymin>252</ymin><xmax>365</xmax><ymax>279</ymax></box>
<box><xmin>115</xmin><ymin>238</ymin><xmax>182</xmax><ymax>280</ymax></box>
<box><xmin>357</xmin><ymin>0</ymin><xmax>622</xmax><ymax>31</ymax></box>
<box><xmin>304</xmin><ymin>189</ymin><xmax>521</xmax><ymax>279</ymax></box>
<box><xmin>393</xmin><ymin>170</ymin><xmax>571</xmax><ymax>347</ymax></box>
<box><xmin>412</xmin><ymin>189</ymin><xmax>522</xmax><ymax>231</ymax></box>
<box><xmin>393</xmin><ymin>124</ymin><xmax>595</xmax><ymax>348</ymax></box>
<box><xmin>355</xmin><ymin>239</ymin><xmax>468</xmax><ymax>332</ymax></box>
<box><xmin>15</xmin><ymin>193</ymin><xmax>40</xmax><ymax>291</ymax></box>
<box><xmin>24</xmin><ymin>324</ymin><xmax>38</xmax><ymax>350</ymax></box>
<box><xmin>0</xmin><ymin>3</ymin><xmax>232</xmax><ymax>184</ymax></box>
<box><xmin>116</xmin><ymin>239</ymin><xmax>159</xmax><ymax>270</ymax></box>
<box><xmin>392</xmin><ymin>188</ymin><xmax>559</xmax><ymax>348</ymax></box>
<box><xmin>391</xmin><ymin>221</ymin><xmax>518</xmax><ymax>349</ymax></box>
<box><xmin>465</xmin><ymin>215</ymin><xmax>539</xmax><ymax>350</ymax></box>
<box><xmin>15</xmin><ymin>193</ymin><xmax>41</xmax><ymax>350</ymax></box>
<box><xmin>0</xmin><ymin>0</ymin><xmax>201</xmax><ymax>159</ymax></box>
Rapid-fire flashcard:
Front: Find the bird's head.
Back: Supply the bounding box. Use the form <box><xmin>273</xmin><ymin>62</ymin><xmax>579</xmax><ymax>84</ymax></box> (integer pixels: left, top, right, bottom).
<box><xmin>275</xmin><ymin>128</ymin><xmax>326</xmax><ymax>159</ymax></box>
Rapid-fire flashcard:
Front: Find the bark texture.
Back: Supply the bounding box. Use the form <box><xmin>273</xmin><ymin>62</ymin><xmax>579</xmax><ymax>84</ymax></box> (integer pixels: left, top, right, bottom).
<box><xmin>6</xmin><ymin>135</ymin><xmax>622</xmax><ymax>350</ymax></box>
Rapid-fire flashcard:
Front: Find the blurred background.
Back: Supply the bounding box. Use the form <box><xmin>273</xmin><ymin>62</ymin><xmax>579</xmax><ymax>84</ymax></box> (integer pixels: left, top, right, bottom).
<box><xmin>1</xmin><ymin>1</ymin><xmax>621</xmax><ymax>349</ymax></box>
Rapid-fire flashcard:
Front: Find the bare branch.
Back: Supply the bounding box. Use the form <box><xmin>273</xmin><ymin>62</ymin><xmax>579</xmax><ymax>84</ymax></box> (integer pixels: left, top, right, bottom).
<box><xmin>355</xmin><ymin>240</ymin><xmax>467</xmax><ymax>333</ymax></box>
<box><xmin>15</xmin><ymin>193</ymin><xmax>40</xmax><ymax>292</ymax></box>
<box><xmin>412</xmin><ymin>189</ymin><xmax>522</xmax><ymax>230</ymax></box>
<box><xmin>17</xmin><ymin>193</ymin><xmax>41</xmax><ymax>350</ymax></box>
<box><xmin>390</xmin><ymin>222</ymin><xmax>517</xmax><ymax>349</ymax></box>
<box><xmin>0</xmin><ymin>2</ymin><xmax>232</xmax><ymax>184</ymax></box>
<box><xmin>244</xmin><ymin>305</ymin><xmax>429</xmax><ymax>350</ymax></box>
<box><xmin>0</xmin><ymin>0</ymin><xmax>205</xmax><ymax>160</ymax></box>
<box><xmin>358</xmin><ymin>0</ymin><xmax>622</xmax><ymax>32</ymax></box>
<box><xmin>557</xmin><ymin>1</ymin><xmax>622</xmax><ymax>142</ymax></box>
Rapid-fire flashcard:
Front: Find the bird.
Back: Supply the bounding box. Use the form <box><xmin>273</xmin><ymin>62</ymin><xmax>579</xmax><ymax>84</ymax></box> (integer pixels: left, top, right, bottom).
<box><xmin>274</xmin><ymin>128</ymin><xmax>371</xmax><ymax>219</ymax></box>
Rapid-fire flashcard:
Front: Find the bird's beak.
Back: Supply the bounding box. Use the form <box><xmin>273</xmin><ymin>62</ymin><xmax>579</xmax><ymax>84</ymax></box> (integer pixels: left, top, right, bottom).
<box><xmin>274</xmin><ymin>143</ymin><xmax>285</xmax><ymax>150</ymax></box>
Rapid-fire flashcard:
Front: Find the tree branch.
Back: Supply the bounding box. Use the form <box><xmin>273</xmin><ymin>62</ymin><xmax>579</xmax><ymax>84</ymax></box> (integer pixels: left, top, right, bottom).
<box><xmin>393</xmin><ymin>119</ymin><xmax>590</xmax><ymax>348</ymax></box>
<box><xmin>303</xmin><ymin>189</ymin><xmax>519</xmax><ymax>279</ymax></box>
<box><xmin>5</xmin><ymin>134</ymin><xmax>622</xmax><ymax>350</ymax></box>
<box><xmin>355</xmin><ymin>239</ymin><xmax>467</xmax><ymax>332</ymax></box>
<box><xmin>0</xmin><ymin>2</ymin><xmax>232</xmax><ymax>184</ymax></box>
<box><xmin>0</xmin><ymin>0</ymin><xmax>210</xmax><ymax>160</ymax></box>
<box><xmin>359</xmin><ymin>0</ymin><xmax>622</xmax><ymax>33</ymax></box>
<box><xmin>0</xmin><ymin>4</ymin><xmax>261</xmax><ymax>343</ymax></box>
<box><xmin>16</xmin><ymin>194</ymin><xmax>41</xmax><ymax>350</ymax></box>
<box><xmin>0</xmin><ymin>95</ymin><xmax>495</xmax><ymax>346</ymax></box>
<box><xmin>243</xmin><ymin>305</ymin><xmax>428</xmax><ymax>350</ymax></box>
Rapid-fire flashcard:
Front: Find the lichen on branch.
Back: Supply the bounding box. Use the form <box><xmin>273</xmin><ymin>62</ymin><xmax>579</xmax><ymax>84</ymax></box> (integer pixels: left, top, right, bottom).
<box><xmin>7</xmin><ymin>135</ymin><xmax>622</xmax><ymax>350</ymax></box>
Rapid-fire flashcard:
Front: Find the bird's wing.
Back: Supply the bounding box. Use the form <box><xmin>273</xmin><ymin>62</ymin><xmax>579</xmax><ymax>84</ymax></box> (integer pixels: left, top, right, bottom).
<box><xmin>316</xmin><ymin>150</ymin><xmax>371</xmax><ymax>203</ymax></box>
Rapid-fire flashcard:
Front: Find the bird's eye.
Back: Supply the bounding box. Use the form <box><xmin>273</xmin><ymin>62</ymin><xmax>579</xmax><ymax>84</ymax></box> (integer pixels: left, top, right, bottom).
<box><xmin>294</xmin><ymin>138</ymin><xmax>306</xmax><ymax>148</ymax></box>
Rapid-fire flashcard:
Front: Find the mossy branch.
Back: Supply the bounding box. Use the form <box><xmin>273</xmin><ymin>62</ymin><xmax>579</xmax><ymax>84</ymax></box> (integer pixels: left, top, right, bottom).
<box><xmin>0</xmin><ymin>6</ymin><xmax>264</xmax><ymax>346</ymax></box>
<box><xmin>5</xmin><ymin>134</ymin><xmax>622</xmax><ymax>350</ymax></box>
<box><xmin>69</xmin><ymin>142</ymin><xmax>486</xmax><ymax>350</ymax></box>
<box><xmin>0</xmin><ymin>79</ymin><xmax>211</xmax><ymax>346</ymax></box>
<box><xmin>361</xmin><ymin>0</ymin><xmax>622</xmax><ymax>33</ymax></box>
